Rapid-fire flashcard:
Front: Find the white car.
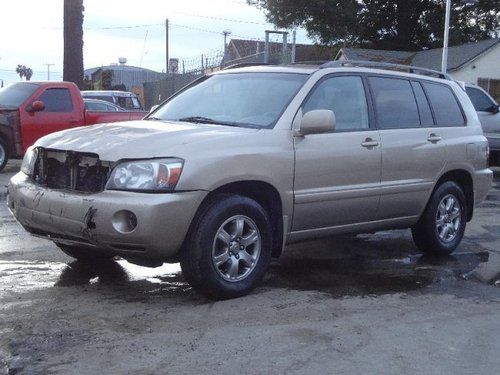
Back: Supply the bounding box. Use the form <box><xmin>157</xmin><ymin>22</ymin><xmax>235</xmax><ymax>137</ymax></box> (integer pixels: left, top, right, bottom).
<box><xmin>465</xmin><ymin>84</ymin><xmax>500</xmax><ymax>165</ymax></box>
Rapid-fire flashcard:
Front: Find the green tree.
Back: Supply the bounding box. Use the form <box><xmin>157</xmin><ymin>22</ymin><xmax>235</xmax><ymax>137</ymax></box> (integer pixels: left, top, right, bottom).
<box><xmin>248</xmin><ymin>0</ymin><xmax>500</xmax><ymax>50</ymax></box>
<box><xmin>95</xmin><ymin>69</ymin><xmax>114</xmax><ymax>90</ymax></box>
<box><xmin>63</xmin><ymin>0</ymin><xmax>84</xmax><ymax>88</ymax></box>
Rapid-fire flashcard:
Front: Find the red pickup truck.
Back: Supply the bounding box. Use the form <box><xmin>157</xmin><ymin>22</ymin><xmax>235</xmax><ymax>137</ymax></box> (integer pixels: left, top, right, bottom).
<box><xmin>0</xmin><ymin>82</ymin><xmax>147</xmax><ymax>171</ymax></box>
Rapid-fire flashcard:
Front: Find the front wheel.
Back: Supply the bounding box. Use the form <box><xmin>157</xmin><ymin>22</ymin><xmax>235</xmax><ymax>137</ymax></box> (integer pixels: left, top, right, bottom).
<box><xmin>0</xmin><ymin>138</ymin><xmax>8</xmax><ymax>172</ymax></box>
<box><xmin>412</xmin><ymin>181</ymin><xmax>467</xmax><ymax>256</ymax></box>
<box><xmin>180</xmin><ymin>194</ymin><xmax>272</xmax><ymax>299</ymax></box>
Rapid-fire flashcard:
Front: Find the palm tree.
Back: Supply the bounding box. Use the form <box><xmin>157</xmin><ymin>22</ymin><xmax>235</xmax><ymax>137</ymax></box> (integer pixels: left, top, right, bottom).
<box><xmin>25</xmin><ymin>68</ymin><xmax>33</xmax><ymax>81</ymax></box>
<box><xmin>63</xmin><ymin>0</ymin><xmax>84</xmax><ymax>89</ymax></box>
<box><xmin>15</xmin><ymin>65</ymin><xmax>33</xmax><ymax>81</ymax></box>
<box><xmin>16</xmin><ymin>65</ymin><xmax>25</xmax><ymax>80</ymax></box>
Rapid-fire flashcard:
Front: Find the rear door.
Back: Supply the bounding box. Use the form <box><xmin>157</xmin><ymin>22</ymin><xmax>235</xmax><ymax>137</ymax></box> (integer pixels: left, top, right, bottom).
<box><xmin>368</xmin><ymin>76</ymin><xmax>447</xmax><ymax>220</ymax></box>
<box><xmin>21</xmin><ymin>86</ymin><xmax>85</xmax><ymax>149</ymax></box>
<box><xmin>293</xmin><ymin>74</ymin><xmax>381</xmax><ymax>233</ymax></box>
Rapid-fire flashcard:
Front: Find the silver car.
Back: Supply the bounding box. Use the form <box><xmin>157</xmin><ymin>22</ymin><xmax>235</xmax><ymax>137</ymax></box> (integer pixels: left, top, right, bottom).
<box><xmin>465</xmin><ymin>84</ymin><xmax>500</xmax><ymax>165</ymax></box>
<box><xmin>7</xmin><ymin>61</ymin><xmax>493</xmax><ymax>299</ymax></box>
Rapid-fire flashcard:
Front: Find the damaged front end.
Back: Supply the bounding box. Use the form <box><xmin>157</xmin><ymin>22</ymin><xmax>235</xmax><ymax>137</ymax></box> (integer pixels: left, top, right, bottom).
<box><xmin>8</xmin><ymin>147</ymin><xmax>206</xmax><ymax>264</ymax></box>
<box><xmin>31</xmin><ymin>148</ymin><xmax>113</xmax><ymax>193</ymax></box>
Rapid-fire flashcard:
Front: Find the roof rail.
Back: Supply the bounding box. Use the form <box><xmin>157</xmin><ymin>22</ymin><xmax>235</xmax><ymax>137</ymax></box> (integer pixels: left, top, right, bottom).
<box><xmin>289</xmin><ymin>60</ymin><xmax>330</xmax><ymax>66</ymax></box>
<box><xmin>222</xmin><ymin>62</ymin><xmax>272</xmax><ymax>70</ymax></box>
<box><xmin>321</xmin><ymin>60</ymin><xmax>452</xmax><ymax>80</ymax></box>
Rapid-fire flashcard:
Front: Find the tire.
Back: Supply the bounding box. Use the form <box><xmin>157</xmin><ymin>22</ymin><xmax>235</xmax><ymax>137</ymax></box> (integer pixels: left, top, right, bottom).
<box><xmin>180</xmin><ymin>194</ymin><xmax>272</xmax><ymax>299</ymax></box>
<box><xmin>491</xmin><ymin>152</ymin><xmax>500</xmax><ymax>167</ymax></box>
<box><xmin>55</xmin><ymin>243</ymin><xmax>114</xmax><ymax>262</ymax></box>
<box><xmin>412</xmin><ymin>181</ymin><xmax>467</xmax><ymax>256</ymax></box>
<box><xmin>0</xmin><ymin>138</ymin><xmax>8</xmax><ymax>173</ymax></box>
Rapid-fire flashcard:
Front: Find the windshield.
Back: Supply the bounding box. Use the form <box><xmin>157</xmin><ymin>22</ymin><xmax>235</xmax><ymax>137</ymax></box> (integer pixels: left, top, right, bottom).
<box><xmin>152</xmin><ymin>72</ymin><xmax>308</xmax><ymax>128</ymax></box>
<box><xmin>0</xmin><ymin>82</ymin><xmax>40</xmax><ymax>108</ymax></box>
<box><xmin>117</xmin><ymin>96</ymin><xmax>142</xmax><ymax>110</ymax></box>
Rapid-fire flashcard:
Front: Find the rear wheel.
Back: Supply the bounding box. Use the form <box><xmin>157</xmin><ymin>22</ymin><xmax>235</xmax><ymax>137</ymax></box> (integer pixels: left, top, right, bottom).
<box><xmin>412</xmin><ymin>181</ymin><xmax>467</xmax><ymax>256</ymax></box>
<box><xmin>180</xmin><ymin>194</ymin><xmax>272</xmax><ymax>299</ymax></box>
<box><xmin>0</xmin><ymin>138</ymin><xmax>8</xmax><ymax>172</ymax></box>
<box><xmin>55</xmin><ymin>243</ymin><xmax>114</xmax><ymax>262</ymax></box>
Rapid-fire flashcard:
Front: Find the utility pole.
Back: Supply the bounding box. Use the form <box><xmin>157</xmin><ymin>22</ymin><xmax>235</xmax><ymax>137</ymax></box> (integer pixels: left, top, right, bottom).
<box><xmin>441</xmin><ymin>0</ymin><xmax>478</xmax><ymax>73</ymax></box>
<box><xmin>165</xmin><ymin>18</ymin><xmax>169</xmax><ymax>75</ymax></box>
<box><xmin>222</xmin><ymin>30</ymin><xmax>231</xmax><ymax>66</ymax></box>
<box><xmin>441</xmin><ymin>0</ymin><xmax>451</xmax><ymax>73</ymax></box>
<box><xmin>44</xmin><ymin>63</ymin><xmax>55</xmax><ymax>80</ymax></box>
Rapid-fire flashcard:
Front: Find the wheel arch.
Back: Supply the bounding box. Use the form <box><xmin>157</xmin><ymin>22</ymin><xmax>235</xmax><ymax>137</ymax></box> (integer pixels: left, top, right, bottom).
<box><xmin>190</xmin><ymin>180</ymin><xmax>284</xmax><ymax>258</ymax></box>
<box><xmin>432</xmin><ymin>169</ymin><xmax>474</xmax><ymax>221</ymax></box>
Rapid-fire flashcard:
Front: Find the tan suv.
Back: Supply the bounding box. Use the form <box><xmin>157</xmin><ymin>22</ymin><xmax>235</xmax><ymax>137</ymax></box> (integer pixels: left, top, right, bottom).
<box><xmin>7</xmin><ymin>61</ymin><xmax>493</xmax><ymax>299</ymax></box>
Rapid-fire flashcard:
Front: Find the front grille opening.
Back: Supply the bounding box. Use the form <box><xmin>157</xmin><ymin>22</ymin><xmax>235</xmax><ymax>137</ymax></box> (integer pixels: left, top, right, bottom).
<box><xmin>33</xmin><ymin>148</ymin><xmax>112</xmax><ymax>193</ymax></box>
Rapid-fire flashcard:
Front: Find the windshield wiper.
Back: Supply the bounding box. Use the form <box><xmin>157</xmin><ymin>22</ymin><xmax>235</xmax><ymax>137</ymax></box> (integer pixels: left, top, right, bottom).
<box><xmin>178</xmin><ymin>116</ymin><xmax>240</xmax><ymax>127</ymax></box>
<box><xmin>146</xmin><ymin>116</ymin><xmax>162</xmax><ymax>121</ymax></box>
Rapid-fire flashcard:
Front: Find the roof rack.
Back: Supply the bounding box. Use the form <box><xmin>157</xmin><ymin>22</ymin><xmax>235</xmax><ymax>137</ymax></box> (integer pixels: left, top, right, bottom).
<box><xmin>320</xmin><ymin>60</ymin><xmax>452</xmax><ymax>80</ymax></box>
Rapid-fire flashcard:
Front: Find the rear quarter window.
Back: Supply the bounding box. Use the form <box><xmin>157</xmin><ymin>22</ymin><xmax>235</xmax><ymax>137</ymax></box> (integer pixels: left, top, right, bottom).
<box><xmin>422</xmin><ymin>82</ymin><xmax>465</xmax><ymax>126</ymax></box>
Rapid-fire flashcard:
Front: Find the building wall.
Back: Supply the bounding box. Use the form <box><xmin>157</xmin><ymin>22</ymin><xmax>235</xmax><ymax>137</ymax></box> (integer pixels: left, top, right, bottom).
<box><xmin>450</xmin><ymin>45</ymin><xmax>500</xmax><ymax>85</ymax></box>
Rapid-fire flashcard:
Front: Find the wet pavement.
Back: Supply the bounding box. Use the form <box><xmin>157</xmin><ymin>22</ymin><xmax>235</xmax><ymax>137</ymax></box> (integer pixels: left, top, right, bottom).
<box><xmin>1</xmin><ymin>160</ymin><xmax>500</xmax><ymax>374</ymax></box>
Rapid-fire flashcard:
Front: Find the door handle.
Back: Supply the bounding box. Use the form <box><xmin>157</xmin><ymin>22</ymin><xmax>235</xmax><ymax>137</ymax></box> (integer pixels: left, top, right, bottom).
<box><xmin>361</xmin><ymin>138</ymin><xmax>379</xmax><ymax>148</ymax></box>
<box><xmin>427</xmin><ymin>133</ymin><xmax>442</xmax><ymax>143</ymax></box>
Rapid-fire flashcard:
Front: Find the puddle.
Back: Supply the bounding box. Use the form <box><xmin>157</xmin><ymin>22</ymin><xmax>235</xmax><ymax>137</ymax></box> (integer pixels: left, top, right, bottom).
<box><xmin>262</xmin><ymin>249</ymin><xmax>497</xmax><ymax>297</ymax></box>
<box><xmin>0</xmin><ymin>247</ymin><xmax>498</xmax><ymax>302</ymax></box>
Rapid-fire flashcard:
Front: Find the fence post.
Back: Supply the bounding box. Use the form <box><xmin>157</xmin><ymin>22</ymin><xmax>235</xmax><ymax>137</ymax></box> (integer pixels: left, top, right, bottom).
<box><xmin>264</xmin><ymin>31</ymin><xmax>270</xmax><ymax>64</ymax></box>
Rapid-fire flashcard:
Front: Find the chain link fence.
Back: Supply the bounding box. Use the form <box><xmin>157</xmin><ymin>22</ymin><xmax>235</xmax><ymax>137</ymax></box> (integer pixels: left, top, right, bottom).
<box><xmin>143</xmin><ymin>49</ymin><xmax>292</xmax><ymax>110</ymax></box>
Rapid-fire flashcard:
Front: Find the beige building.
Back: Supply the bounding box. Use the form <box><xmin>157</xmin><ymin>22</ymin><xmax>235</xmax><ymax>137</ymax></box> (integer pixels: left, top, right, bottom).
<box><xmin>336</xmin><ymin>39</ymin><xmax>500</xmax><ymax>100</ymax></box>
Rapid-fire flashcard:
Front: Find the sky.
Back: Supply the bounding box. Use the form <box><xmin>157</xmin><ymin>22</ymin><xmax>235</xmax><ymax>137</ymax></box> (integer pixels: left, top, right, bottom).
<box><xmin>0</xmin><ymin>0</ymin><xmax>313</xmax><ymax>85</ymax></box>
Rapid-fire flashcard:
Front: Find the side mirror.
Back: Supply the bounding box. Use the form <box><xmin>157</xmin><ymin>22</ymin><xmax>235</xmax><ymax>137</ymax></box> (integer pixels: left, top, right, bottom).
<box><xmin>488</xmin><ymin>104</ymin><xmax>499</xmax><ymax>114</ymax></box>
<box><xmin>299</xmin><ymin>109</ymin><xmax>336</xmax><ymax>135</ymax></box>
<box><xmin>149</xmin><ymin>104</ymin><xmax>159</xmax><ymax>113</ymax></box>
<box><xmin>27</xmin><ymin>100</ymin><xmax>45</xmax><ymax>113</ymax></box>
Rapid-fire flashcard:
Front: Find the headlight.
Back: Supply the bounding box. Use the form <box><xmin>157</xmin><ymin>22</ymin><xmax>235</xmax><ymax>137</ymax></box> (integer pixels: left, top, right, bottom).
<box><xmin>21</xmin><ymin>147</ymin><xmax>37</xmax><ymax>176</ymax></box>
<box><xmin>106</xmin><ymin>158</ymin><xmax>183</xmax><ymax>192</ymax></box>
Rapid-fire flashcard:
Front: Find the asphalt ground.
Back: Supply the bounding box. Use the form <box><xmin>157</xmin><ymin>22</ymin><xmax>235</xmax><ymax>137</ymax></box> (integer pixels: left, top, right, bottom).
<box><xmin>1</xmin><ymin>160</ymin><xmax>500</xmax><ymax>374</ymax></box>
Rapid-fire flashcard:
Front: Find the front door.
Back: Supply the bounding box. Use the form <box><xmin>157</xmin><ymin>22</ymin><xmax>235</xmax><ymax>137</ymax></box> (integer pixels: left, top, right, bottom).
<box><xmin>20</xmin><ymin>87</ymin><xmax>84</xmax><ymax>151</ymax></box>
<box><xmin>292</xmin><ymin>74</ymin><xmax>381</xmax><ymax>233</ymax></box>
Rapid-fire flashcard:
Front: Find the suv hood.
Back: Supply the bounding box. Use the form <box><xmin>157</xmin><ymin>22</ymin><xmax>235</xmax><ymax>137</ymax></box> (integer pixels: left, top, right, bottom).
<box><xmin>36</xmin><ymin>120</ymin><xmax>259</xmax><ymax>160</ymax></box>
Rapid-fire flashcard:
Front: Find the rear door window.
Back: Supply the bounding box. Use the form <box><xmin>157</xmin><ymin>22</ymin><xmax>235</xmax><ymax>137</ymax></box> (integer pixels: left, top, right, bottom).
<box><xmin>38</xmin><ymin>88</ymin><xmax>73</xmax><ymax>112</ymax></box>
<box><xmin>411</xmin><ymin>81</ymin><xmax>434</xmax><ymax>127</ymax></box>
<box><xmin>422</xmin><ymin>82</ymin><xmax>465</xmax><ymax>126</ymax></box>
<box><xmin>368</xmin><ymin>77</ymin><xmax>420</xmax><ymax>129</ymax></box>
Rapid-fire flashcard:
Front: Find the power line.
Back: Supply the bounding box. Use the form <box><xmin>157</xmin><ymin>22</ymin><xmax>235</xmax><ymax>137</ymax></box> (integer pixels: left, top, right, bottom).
<box><xmin>173</xmin><ymin>12</ymin><xmax>269</xmax><ymax>25</ymax></box>
<box><xmin>0</xmin><ymin>68</ymin><xmax>62</xmax><ymax>74</ymax></box>
<box><xmin>169</xmin><ymin>22</ymin><xmax>260</xmax><ymax>40</ymax></box>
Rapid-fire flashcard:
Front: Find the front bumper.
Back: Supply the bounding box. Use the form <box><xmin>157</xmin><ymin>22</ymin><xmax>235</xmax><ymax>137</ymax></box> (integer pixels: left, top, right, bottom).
<box><xmin>473</xmin><ymin>168</ymin><xmax>494</xmax><ymax>206</ymax></box>
<box><xmin>7</xmin><ymin>172</ymin><xmax>207</xmax><ymax>262</ymax></box>
<box><xmin>486</xmin><ymin>133</ymin><xmax>500</xmax><ymax>152</ymax></box>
